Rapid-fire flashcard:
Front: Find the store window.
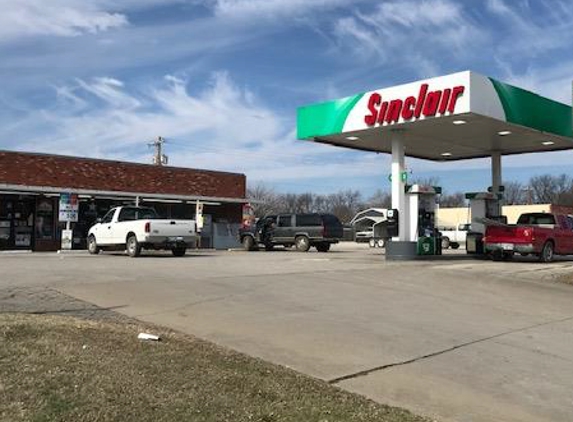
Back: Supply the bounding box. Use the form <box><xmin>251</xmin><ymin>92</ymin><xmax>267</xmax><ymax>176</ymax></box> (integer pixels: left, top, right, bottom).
<box><xmin>0</xmin><ymin>195</ymin><xmax>36</xmax><ymax>250</ymax></box>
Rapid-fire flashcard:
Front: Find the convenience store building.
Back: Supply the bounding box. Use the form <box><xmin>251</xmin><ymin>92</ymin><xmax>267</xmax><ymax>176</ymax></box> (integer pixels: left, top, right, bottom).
<box><xmin>0</xmin><ymin>150</ymin><xmax>247</xmax><ymax>251</ymax></box>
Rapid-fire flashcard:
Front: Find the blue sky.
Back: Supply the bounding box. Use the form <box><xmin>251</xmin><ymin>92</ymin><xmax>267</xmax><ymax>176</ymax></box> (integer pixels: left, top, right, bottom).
<box><xmin>1</xmin><ymin>0</ymin><xmax>573</xmax><ymax>197</ymax></box>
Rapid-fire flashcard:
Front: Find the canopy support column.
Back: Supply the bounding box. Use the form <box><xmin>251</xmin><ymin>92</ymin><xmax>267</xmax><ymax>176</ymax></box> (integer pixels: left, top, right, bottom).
<box><xmin>491</xmin><ymin>151</ymin><xmax>502</xmax><ymax>194</ymax></box>
<box><xmin>391</xmin><ymin>132</ymin><xmax>408</xmax><ymax>241</ymax></box>
<box><xmin>491</xmin><ymin>151</ymin><xmax>502</xmax><ymax>216</ymax></box>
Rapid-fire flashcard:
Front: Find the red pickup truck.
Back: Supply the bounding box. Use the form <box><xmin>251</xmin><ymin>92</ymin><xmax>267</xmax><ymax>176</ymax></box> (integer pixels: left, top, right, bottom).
<box><xmin>484</xmin><ymin>212</ymin><xmax>573</xmax><ymax>262</ymax></box>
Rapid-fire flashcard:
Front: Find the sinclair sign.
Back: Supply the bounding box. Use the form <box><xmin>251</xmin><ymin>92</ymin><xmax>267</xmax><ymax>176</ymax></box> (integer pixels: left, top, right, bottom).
<box><xmin>364</xmin><ymin>84</ymin><xmax>465</xmax><ymax>126</ymax></box>
<box><xmin>341</xmin><ymin>71</ymin><xmax>473</xmax><ymax>133</ymax></box>
<box><xmin>296</xmin><ymin>71</ymin><xmax>513</xmax><ymax>139</ymax></box>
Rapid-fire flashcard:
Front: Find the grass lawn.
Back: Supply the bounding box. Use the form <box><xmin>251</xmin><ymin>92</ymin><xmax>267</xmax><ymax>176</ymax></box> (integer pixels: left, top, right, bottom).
<box><xmin>0</xmin><ymin>313</ymin><xmax>430</xmax><ymax>422</ymax></box>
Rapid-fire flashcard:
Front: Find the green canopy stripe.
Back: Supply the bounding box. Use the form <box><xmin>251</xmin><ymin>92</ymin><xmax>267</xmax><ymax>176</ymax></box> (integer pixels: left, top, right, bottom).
<box><xmin>297</xmin><ymin>94</ymin><xmax>364</xmax><ymax>139</ymax></box>
<box><xmin>489</xmin><ymin>78</ymin><xmax>572</xmax><ymax>137</ymax></box>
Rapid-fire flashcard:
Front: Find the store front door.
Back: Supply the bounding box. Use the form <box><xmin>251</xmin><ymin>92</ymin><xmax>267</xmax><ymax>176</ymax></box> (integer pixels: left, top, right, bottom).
<box><xmin>34</xmin><ymin>197</ymin><xmax>58</xmax><ymax>251</ymax></box>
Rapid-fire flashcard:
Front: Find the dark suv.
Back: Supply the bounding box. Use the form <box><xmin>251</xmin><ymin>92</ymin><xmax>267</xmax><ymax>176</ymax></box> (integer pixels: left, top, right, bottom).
<box><xmin>240</xmin><ymin>213</ymin><xmax>343</xmax><ymax>252</ymax></box>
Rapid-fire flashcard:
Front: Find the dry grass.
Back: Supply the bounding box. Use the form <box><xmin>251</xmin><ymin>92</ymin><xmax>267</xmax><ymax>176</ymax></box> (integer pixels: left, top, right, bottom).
<box><xmin>0</xmin><ymin>313</ymin><xmax>429</xmax><ymax>422</ymax></box>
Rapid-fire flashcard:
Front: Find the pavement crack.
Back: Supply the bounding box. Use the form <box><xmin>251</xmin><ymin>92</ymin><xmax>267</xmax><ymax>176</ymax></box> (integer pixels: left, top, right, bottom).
<box><xmin>328</xmin><ymin>314</ymin><xmax>573</xmax><ymax>385</ymax></box>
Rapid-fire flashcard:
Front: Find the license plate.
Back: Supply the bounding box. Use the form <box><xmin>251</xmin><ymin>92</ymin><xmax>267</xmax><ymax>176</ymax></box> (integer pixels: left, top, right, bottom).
<box><xmin>501</xmin><ymin>243</ymin><xmax>514</xmax><ymax>251</ymax></box>
<box><xmin>168</xmin><ymin>236</ymin><xmax>184</xmax><ymax>242</ymax></box>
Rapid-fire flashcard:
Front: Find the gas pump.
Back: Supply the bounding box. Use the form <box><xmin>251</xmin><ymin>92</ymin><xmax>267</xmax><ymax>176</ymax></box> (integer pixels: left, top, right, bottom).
<box><xmin>406</xmin><ymin>184</ymin><xmax>441</xmax><ymax>256</ymax></box>
<box><xmin>465</xmin><ymin>191</ymin><xmax>506</xmax><ymax>254</ymax></box>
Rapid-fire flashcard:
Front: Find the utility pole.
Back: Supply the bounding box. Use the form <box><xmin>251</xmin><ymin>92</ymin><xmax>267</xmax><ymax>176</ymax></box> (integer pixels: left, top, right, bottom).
<box><xmin>148</xmin><ymin>136</ymin><xmax>168</xmax><ymax>166</ymax></box>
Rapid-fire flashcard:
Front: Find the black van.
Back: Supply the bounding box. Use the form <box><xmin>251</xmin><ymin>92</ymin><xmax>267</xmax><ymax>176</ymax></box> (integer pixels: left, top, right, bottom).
<box><xmin>239</xmin><ymin>213</ymin><xmax>343</xmax><ymax>252</ymax></box>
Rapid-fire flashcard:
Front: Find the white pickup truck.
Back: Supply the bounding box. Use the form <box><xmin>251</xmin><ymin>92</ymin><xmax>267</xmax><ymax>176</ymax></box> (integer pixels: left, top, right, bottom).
<box><xmin>87</xmin><ymin>206</ymin><xmax>197</xmax><ymax>257</ymax></box>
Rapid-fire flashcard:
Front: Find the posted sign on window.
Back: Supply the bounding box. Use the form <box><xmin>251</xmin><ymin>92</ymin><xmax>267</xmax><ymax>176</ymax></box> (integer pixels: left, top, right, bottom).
<box><xmin>59</xmin><ymin>193</ymin><xmax>79</xmax><ymax>223</ymax></box>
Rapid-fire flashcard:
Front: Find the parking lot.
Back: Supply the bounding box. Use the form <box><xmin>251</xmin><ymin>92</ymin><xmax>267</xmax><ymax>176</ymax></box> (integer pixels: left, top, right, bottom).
<box><xmin>2</xmin><ymin>244</ymin><xmax>573</xmax><ymax>422</ymax></box>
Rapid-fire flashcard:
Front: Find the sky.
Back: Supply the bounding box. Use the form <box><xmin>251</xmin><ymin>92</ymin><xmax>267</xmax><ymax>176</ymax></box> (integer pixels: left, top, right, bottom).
<box><xmin>2</xmin><ymin>0</ymin><xmax>573</xmax><ymax>198</ymax></box>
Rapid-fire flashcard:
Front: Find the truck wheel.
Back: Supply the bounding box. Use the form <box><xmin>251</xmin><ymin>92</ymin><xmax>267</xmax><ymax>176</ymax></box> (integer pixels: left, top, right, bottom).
<box><xmin>539</xmin><ymin>241</ymin><xmax>554</xmax><ymax>263</ymax></box>
<box><xmin>316</xmin><ymin>243</ymin><xmax>330</xmax><ymax>252</ymax></box>
<box><xmin>295</xmin><ymin>235</ymin><xmax>310</xmax><ymax>252</ymax></box>
<box><xmin>441</xmin><ymin>237</ymin><xmax>450</xmax><ymax>249</ymax></box>
<box><xmin>242</xmin><ymin>236</ymin><xmax>255</xmax><ymax>251</ymax></box>
<box><xmin>126</xmin><ymin>235</ymin><xmax>141</xmax><ymax>257</ymax></box>
<box><xmin>172</xmin><ymin>247</ymin><xmax>186</xmax><ymax>257</ymax></box>
<box><xmin>450</xmin><ymin>242</ymin><xmax>460</xmax><ymax>250</ymax></box>
<box><xmin>377</xmin><ymin>239</ymin><xmax>386</xmax><ymax>248</ymax></box>
<box><xmin>368</xmin><ymin>239</ymin><xmax>376</xmax><ymax>248</ymax></box>
<box><xmin>87</xmin><ymin>235</ymin><xmax>100</xmax><ymax>255</ymax></box>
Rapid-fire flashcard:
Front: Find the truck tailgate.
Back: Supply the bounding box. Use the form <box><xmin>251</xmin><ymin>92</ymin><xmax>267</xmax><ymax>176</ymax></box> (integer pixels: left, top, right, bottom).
<box><xmin>485</xmin><ymin>225</ymin><xmax>532</xmax><ymax>243</ymax></box>
<box><xmin>148</xmin><ymin>220</ymin><xmax>196</xmax><ymax>237</ymax></box>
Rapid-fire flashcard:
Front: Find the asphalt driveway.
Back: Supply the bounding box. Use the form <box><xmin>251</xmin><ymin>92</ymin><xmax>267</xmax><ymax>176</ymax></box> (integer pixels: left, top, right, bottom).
<box><xmin>2</xmin><ymin>245</ymin><xmax>573</xmax><ymax>422</ymax></box>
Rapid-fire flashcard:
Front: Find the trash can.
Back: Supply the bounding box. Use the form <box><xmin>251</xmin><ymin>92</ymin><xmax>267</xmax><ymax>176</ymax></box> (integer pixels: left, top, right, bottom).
<box><xmin>417</xmin><ymin>236</ymin><xmax>435</xmax><ymax>255</ymax></box>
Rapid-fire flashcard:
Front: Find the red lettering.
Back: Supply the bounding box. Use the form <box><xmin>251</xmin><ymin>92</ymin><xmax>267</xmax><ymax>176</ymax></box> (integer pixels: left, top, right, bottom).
<box><xmin>386</xmin><ymin>99</ymin><xmax>403</xmax><ymax>123</ymax></box>
<box><xmin>423</xmin><ymin>90</ymin><xmax>442</xmax><ymax>117</ymax></box>
<box><xmin>414</xmin><ymin>84</ymin><xmax>428</xmax><ymax>118</ymax></box>
<box><xmin>364</xmin><ymin>84</ymin><xmax>466</xmax><ymax>125</ymax></box>
<box><xmin>401</xmin><ymin>96</ymin><xmax>416</xmax><ymax>120</ymax></box>
<box><xmin>448</xmin><ymin>86</ymin><xmax>465</xmax><ymax>113</ymax></box>
<box><xmin>438</xmin><ymin>88</ymin><xmax>451</xmax><ymax>114</ymax></box>
<box><xmin>377</xmin><ymin>101</ymin><xmax>388</xmax><ymax>124</ymax></box>
<box><xmin>364</xmin><ymin>93</ymin><xmax>381</xmax><ymax>126</ymax></box>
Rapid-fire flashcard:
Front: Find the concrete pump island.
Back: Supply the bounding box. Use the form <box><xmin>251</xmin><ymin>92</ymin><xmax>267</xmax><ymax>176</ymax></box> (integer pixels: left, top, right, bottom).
<box><xmin>297</xmin><ymin>71</ymin><xmax>573</xmax><ymax>259</ymax></box>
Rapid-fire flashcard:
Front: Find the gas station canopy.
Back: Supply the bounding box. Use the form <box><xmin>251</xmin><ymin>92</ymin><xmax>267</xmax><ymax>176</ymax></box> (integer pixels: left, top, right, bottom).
<box><xmin>297</xmin><ymin>71</ymin><xmax>573</xmax><ymax>161</ymax></box>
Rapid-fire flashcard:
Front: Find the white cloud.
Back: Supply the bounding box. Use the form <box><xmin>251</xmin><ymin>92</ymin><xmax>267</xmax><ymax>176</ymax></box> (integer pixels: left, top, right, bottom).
<box><xmin>332</xmin><ymin>0</ymin><xmax>483</xmax><ymax>76</ymax></box>
<box><xmin>11</xmin><ymin>71</ymin><xmax>397</xmax><ymax>193</ymax></box>
<box><xmin>486</xmin><ymin>0</ymin><xmax>573</xmax><ymax>56</ymax></box>
<box><xmin>0</xmin><ymin>0</ymin><xmax>129</xmax><ymax>41</ymax></box>
<box><xmin>11</xmin><ymin>72</ymin><xmax>379</xmax><ymax>187</ymax></box>
<box><xmin>76</xmin><ymin>77</ymin><xmax>141</xmax><ymax>109</ymax></box>
<box><xmin>212</xmin><ymin>0</ymin><xmax>356</xmax><ymax>19</ymax></box>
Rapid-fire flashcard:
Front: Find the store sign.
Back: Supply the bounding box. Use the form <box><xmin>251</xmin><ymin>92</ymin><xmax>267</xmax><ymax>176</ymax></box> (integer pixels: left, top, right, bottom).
<box><xmin>242</xmin><ymin>203</ymin><xmax>255</xmax><ymax>227</ymax></box>
<box><xmin>364</xmin><ymin>84</ymin><xmax>465</xmax><ymax>126</ymax></box>
<box><xmin>59</xmin><ymin>193</ymin><xmax>79</xmax><ymax>222</ymax></box>
<box><xmin>196</xmin><ymin>201</ymin><xmax>204</xmax><ymax>232</ymax></box>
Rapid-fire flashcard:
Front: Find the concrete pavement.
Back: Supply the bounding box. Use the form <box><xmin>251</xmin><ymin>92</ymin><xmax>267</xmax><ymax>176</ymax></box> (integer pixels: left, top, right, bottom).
<box><xmin>1</xmin><ymin>245</ymin><xmax>573</xmax><ymax>421</ymax></box>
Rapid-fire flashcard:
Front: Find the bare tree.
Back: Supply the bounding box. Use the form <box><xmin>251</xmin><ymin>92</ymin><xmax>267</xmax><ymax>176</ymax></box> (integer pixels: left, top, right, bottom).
<box><xmin>326</xmin><ymin>189</ymin><xmax>363</xmax><ymax>223</ymax></box>
<box><xmin>296</xmin><ymin>192</ymin><xmax>314</xmax><ymax>213</ymax></box>
<box><xmin>246</xmin><ymin>183</ymin><xmax>280</xmax><ymax>217</ymax></box>
<box><xmin>367</xmin><ymin>189</ymin><xmax>392</xmax><ymax>208</ymax></box>
<box><xmin>503</xmin><ymin>181</ymin><xmax>527</xmax><ymax>205</ymax></box>
<box><xmin>411</xmin><ymin>176</ymin><xmax>440</xmax><ymax>187</ymax></box>
<box><xmin>440</xmin><ymin>192</ymin><xmax>466</xmax><ymax>207</ymax></box>
<box><xmin>279</xmin><ymin>193</ymin><xmax>298</xmax><ymax>213</ymax></box>
<box><xmin>529</xmin><ymin>174</ymin><xmax>572</xmax><ymax>204</ymax></box>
